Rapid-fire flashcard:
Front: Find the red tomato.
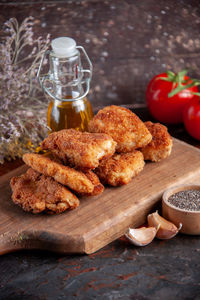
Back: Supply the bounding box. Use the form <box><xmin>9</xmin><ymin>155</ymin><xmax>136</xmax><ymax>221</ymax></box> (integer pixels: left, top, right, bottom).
<box><xmin>146</xmin><ymin>73</ymin><xmax>198</xmax><ymax>124</ymax></box>
<box><xmin>183</xmin><ymin>96</ymin><xmax>200</xmax><ymax>140</ymax></box>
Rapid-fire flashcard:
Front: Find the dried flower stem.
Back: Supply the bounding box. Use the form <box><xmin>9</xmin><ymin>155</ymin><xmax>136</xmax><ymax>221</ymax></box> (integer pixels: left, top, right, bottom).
<box><xmin>0</xmin><ymin>17</ymin><xmax>50</xmax><ymax>164</ymax></box>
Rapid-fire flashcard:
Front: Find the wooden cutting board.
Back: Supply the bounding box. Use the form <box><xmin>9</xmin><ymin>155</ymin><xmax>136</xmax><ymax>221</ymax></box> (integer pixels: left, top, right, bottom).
<box><xmin>0</xmin><ymin>138</ymin><xmax>200</xmax><ymax>255</ymax></box>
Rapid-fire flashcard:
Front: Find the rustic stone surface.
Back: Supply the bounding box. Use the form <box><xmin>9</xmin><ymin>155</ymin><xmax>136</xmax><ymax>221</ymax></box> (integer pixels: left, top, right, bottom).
<box><xmin>0</xmin><ymin>235</ymin><xmax>200</xmax><ymax>299</ymax></box>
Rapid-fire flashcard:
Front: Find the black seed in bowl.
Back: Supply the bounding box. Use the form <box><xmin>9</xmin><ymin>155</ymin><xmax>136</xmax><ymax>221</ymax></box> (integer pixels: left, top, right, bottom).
<box><xmin>168</xmin><ymin>190</ymin><xmax>200</xmax><ymax>211</ymax></box>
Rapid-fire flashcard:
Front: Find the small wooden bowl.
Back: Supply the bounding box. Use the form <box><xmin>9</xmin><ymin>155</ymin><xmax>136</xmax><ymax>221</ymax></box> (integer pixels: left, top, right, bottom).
<box><xmin>162</xmin><ymin>184</ymin><xmax>200</xmax><ymax>235</ymax></box>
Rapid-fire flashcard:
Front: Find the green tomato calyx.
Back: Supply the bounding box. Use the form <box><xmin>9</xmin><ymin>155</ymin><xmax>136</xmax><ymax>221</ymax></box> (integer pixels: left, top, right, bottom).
<box><xmin>158</xmin><ymin>70</ymin><xmax>200</xmax><ymax>98</ymax></box>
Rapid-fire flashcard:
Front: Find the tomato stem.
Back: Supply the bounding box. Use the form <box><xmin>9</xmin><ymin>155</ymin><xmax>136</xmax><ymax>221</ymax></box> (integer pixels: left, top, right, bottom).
<box><xmin>158</xmin><ymin>70</ymin><xmax>200</xmax><ymax>98</ymax></box>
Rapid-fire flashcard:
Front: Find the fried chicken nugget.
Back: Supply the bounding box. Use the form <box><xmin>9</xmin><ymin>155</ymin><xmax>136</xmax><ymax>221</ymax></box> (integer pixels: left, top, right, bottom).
<box><xmin>95</xmin><ymin>151</ymin><xmax>145</xmax><ymax>186</ymax></box>
<box><xmin>10</xmin><ymin>168</ymin><xmax>79</xmax><ymax>214</ymax></box>
<box><xmin>83</xmin><ymin>170</ymin><xmax>104</xmax><ymax>196</ymax></box>
<box><xmin>46</xmin><ymin>153</ymin><xmax>105</xmax><ymax>196</ymax></box>
<box><xmin>88</xmin><ymin>105</ymin><xmax>152</xmax><ymax>153</ymax></box>
<box><xmin>41</xmin><ymin>129</ymin><xmax>116</xmax><ymax>170</ymax></box>
<box><xmin>23</xmin><ymin>153</ymin><xmax>104</xmax><ymax>196</ymax></box>
<box><xmin>141</xmin><ymin>121</ymin><xmax>173</xmax><ymax>162</ymax></box>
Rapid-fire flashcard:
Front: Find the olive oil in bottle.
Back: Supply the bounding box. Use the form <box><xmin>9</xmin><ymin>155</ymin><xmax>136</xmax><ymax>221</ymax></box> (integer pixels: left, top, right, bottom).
<box><xmin>47</xmin><ymin>97</ymin><xmax>93</xmax><ymax>132</ymax></box>
<box><xmin>38</xmin><ymin>37</ymin><xmax>93</xmax><ymax>132</ymax></box>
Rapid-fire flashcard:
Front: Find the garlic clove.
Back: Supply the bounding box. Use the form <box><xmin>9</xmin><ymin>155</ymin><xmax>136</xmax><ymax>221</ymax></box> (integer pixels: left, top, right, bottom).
<box><xmin>125</xmin><ymin>226</ymin><xmax>157</xmax><ymax>246</ymax></box>
<box><xmin>147</xmin><ymin>210</ymin><xmax>182</xmax><ymax>240</ymax></box>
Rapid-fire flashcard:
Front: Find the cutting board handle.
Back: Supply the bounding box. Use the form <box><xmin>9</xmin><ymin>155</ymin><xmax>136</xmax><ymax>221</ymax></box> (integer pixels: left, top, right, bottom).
<box><xmin>0</xmin><ymin>232</ymin><xmax>26</xmax><ymax>255</ymax></box>
<box><xmin>0</xmin><ymin>230</ymin><xmax>86</xmax><ymax>255</ymax></box>
<box><xmin>0</xmin><ymin>230</ymin><xmax>47</xmax><ymax>255</ymax></box>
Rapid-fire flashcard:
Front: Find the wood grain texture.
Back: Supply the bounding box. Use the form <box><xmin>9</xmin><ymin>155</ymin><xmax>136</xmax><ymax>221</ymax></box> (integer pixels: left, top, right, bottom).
<box><xmin>0</xmin><ymin>138</ymin><xmax>200</xmax><ymax>255</ymax></box>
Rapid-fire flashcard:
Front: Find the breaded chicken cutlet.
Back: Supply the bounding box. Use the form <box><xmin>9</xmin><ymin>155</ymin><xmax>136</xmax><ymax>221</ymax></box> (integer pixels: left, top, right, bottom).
<box><xmin>88</xmin><ymin>105</ymin><xmax>152</xmax><ymax>153</ymax></box>
<box><xmin>83</xmin><ymin>170</ymin><xmax>104</xmax><ymax>196</ymax></box>
<box><xmin>10</xmin><ymin>168</ymin><xmax>79</xmax><ymax>214</ymax></box>
<box><xmin>41</xmin><ymin>128</ymin><xmax>116</xmax><ymax>170</ymax></box>
<box><xmin>141</xmin><ymin>121</ymin><xmax>173</xmax><ymax>162</ymax></box>
<box><xmin>95</xmin><ymin>151</ymin><xmax>145</xmax><ymax>186</ymax></box>
<box><xmin>23</xmin><ymin>153</ymin><xmax>104</xmax><ymax>196</ymax></box>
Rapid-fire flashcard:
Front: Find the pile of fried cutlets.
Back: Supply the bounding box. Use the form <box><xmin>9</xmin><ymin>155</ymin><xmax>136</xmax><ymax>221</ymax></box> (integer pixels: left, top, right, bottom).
<box><xmin>10</xmin><ymin>105</ymin><xmax>172</xmax><ymax>214</ymax></box>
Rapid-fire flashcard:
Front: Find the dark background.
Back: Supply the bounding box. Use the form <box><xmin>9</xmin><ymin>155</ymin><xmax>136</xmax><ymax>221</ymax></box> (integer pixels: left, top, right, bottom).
<box><xmin>1</xmin><ymin>0</ymin><xmax>200</xmax><ymax>110</ymax></box>
<box><xmin>0</xmin><ymin>1</ymin><xmax>200</xmax><ymax>299</ymax></box>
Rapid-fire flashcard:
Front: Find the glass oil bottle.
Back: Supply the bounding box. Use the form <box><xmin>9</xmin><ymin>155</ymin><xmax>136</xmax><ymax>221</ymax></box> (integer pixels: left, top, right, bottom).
<box><xmin>37</xmin><ymin>37</ymin><xmax>93</xmax><ymax>132</ymax></box>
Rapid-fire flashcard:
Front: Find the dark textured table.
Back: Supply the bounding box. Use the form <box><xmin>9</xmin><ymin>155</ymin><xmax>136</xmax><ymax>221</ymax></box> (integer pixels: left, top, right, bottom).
<box><xmin>0</xmin><ymin>235</ymin><xmax>200</xmax><ymax>300</ymax></box>
<box><xmin>0</xmin><ymin>1</ymin><xmax>200</xmax><ymax>299</ymax></box>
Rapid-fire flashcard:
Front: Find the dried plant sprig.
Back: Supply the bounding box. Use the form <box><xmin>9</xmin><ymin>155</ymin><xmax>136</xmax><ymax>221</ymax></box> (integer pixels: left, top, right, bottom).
<box><xmin>0</xmin><ymin>17</ymin><xmax>50</xmax><ymax>164</ymax></box>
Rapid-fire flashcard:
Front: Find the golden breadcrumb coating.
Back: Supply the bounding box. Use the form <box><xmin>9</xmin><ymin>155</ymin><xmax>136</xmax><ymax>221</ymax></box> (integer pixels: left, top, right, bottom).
<box><xmin>10</xmin><ymin>168</ymin><xmax>79</xmax><ymax>214</ymax></box>
<box><xmin>83</xmin><ymin>170</ymin><xmax>104</xmax><ymax>196</ymax></box>
<box><xmin>41</xmin><ymin>129</ymin><xmax>116</xmax><ymax>170</ymax></box>
<box><xmin>43</xmin><ymin>153</ymin><xmax>104</xmax><ymax>195</ymax></box>
<box><xmin>23</xmin><ymin>153</ymin><xmax>104</xmax><ymax>196</ymax></box>
<box><xmin>141</xmin><ymin>121</ymin><xmax>173</xmax><ymax>162</ymax></box>
<box><xmin>88</xmin><ymin>105</ymin><xmax>152</xmax><ymax>152</ymax></box>
<box><xmin>95</xmin><ymin>151</ymin><xmax>145</xmax><ymax>186</ymax></box>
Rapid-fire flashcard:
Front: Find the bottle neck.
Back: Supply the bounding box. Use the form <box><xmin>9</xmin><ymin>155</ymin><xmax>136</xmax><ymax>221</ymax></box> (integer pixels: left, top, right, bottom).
<box><xmin>49</xmin><ymin>51</ymin><xmax>84</xmax><ymax>100</ymax></box>
<box><xmin>53</xmin><ymin>83</ymin><xmax>84</xmax><ymax>100</ymax></box>
<box><xmin>38</xmin><ymin>48</ymin><xmax>92</xmax><ymax>102</ymax></box>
